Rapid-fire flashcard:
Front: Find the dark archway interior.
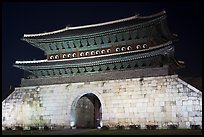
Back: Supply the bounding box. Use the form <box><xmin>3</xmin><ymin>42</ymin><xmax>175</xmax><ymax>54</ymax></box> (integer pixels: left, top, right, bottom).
<box><xmin>75</xmin><ymin>93</ymin><xmax>101</xmax><ymax>128</ymax></box>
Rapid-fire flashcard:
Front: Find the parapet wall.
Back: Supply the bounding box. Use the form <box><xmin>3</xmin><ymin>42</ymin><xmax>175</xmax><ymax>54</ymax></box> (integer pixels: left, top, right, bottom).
<box><xmin>2</xmin><ymin>75</ymin><xmax>202</xmax><ymax>129</ymax></box>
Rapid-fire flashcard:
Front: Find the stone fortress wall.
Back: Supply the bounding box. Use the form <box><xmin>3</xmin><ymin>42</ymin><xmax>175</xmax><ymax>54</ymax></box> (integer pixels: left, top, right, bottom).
<box><xmin>2</xmin><ymin>75</ymin><xmax>202</xmax><ymax>129</ymax></box>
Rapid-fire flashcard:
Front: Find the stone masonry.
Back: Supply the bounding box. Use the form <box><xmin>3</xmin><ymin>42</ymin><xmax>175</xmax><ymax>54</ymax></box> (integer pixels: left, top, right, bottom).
<box><xmin>2</xmin><ymin>75</ymin><xmax>202</xmax><ymax>129</ymax></box>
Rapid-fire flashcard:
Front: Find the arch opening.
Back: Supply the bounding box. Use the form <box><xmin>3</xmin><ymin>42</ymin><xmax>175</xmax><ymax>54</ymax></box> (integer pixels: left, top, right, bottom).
<box><xmin>74</xmin><ymin>93</ymin><xmax>102</xmax><ymax>129</ymax></box>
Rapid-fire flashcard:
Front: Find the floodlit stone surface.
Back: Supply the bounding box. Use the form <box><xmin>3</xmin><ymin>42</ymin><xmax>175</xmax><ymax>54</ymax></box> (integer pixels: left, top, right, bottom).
<box><xmin>2</xmin><ymin>75</ymin><xmax>202</xmax><ymax>129</ymax></box>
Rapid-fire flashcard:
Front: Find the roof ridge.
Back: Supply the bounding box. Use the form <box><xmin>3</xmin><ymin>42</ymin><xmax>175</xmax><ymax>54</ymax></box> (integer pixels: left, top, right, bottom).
<box><xmin>23</xmin><ymin>16</ymin><xmax>137</xmax><ymax>38</ymax></box>
<box><xmin>23</xmin><ymin>11</ymin><xmax>166</xmax><ymax>38</ymax></box>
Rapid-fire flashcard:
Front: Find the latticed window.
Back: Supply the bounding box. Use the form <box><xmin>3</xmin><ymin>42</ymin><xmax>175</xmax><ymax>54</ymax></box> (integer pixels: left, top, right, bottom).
<box><xmin>50</xmin><ymin>56</ymin><xmax>54</xmax><ymax>59</ymax></box>
<box><xmin>101</xmin><ymin>50</ymin><xmax>105</xmax><ymax>54</ymax></box>
<box><xmin>85</xmin><ymin>52</ymin><xmax>89</xmax><ymax>56</ymax></box>
<box><xmin>143</xmin><ymin>44</ymin><xmax>147</xmax><ymax>49</ymax></box>
<box><xmin>62</xmin><ymin>54</ymin><xmax>66</xmax><ymax>58</ymax></box>
<box><xmin>127</xmin><ymin>46</ymin><xmax>132</xmax><ymax>50</ymax></box>
<box><xmin>72</xmin><ymin>53</ymin><xmax>77</xmax><ymax>57</ymax></box>
<box><xmin>55</xmin><ymin>55</ymin><xmax>59</xmax><ymax>59</ymax></box>
<box><xmin>116</xmin><ymin>48</ymin><xmax>120</xmax><ymax>52</ymax></box>
<box><xmin>136</xmin><ymin>45</ymin><xmax>141</xmax><ymax>49</ymax></box>
<box><xmin>80</xmin><ymin>52</ymin><xmax>84</xmax><ymax>57</ymax></box>
<box><xmin>91</xmin><ymin>51</ymin><xmax>95</xmax><ymax>55</ymax></box>
<box><xmin>96</xmin><ymin>50</ymin><xmax>100</xmax><ymax>55</ymax></box>
<box><xmin>107</xmin><ymin>49</ymin><xmax>111</xmax><ymax>53</ymax></box>
<box><xmin>121</xmin><ymin>47</ymin><xmax>126</xmax><ymax>51</ymax></box>
<box><xmin>67</xmin><ymin>54</ymin><xmax>71</xmax><ymax>58</ymax></box>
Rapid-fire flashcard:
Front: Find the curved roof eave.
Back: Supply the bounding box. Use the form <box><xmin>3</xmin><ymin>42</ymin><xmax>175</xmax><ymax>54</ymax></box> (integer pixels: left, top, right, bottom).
<box><xmin>23</xmin><ymin>10</ymin><xmax>166</xmax><ymax>39</ymax></box>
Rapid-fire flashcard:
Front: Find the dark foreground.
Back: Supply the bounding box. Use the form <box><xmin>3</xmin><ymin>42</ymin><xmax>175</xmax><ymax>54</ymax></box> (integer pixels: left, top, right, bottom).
<box><xmin>2</xmin><ymin>129</ymin><xmax>202</xmax><ymax>135</ymax></box>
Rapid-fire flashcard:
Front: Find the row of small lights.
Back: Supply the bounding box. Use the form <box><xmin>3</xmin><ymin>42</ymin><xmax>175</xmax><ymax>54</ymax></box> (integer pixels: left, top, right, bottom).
<box><xmin>49</xmin><ymin>44</ymin><xmax>148</xmax><ymax>60</ymax></box>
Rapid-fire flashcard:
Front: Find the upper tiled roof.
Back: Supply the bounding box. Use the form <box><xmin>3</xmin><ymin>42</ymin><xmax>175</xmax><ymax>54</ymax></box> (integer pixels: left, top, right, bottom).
<box><xmin>23</xmin><ymin>11</ymin><xmax>166</xmax><ymax>39</ymax></box>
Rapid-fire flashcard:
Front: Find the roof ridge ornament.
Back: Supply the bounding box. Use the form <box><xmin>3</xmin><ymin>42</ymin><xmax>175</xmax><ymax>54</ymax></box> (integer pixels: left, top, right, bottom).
<box><xmin>134</xmin><ymin>12</ymin><xmax>140</xmax><ymax>17</ymax></box>
<box><xmin>66</xmin><ymin>25</ymin><xmax>71</xmax><ymax>30</ymax></box>
<box><xmin>138</xmin><ymin>10</ymin><xmax>166</xmax><ymax>19</ymax></box>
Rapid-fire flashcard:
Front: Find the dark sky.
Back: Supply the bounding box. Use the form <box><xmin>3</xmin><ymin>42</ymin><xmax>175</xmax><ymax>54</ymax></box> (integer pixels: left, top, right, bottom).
<box><xmin>2</xmin><ymin>2</ymin><xmax>202</xmax><ymax>100</ymax></box>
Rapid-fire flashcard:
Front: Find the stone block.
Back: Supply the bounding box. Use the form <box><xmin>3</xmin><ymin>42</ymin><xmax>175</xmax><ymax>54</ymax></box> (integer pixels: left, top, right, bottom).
<box><xmin>146</xmin><ymin>107</ymin><xmax>154</xmax><ymax>112</ymax></box>
<box><xmin>194</xmin><ymin>117</ymin><xmax>202</xmax><ymax>123</ymax></box>
<box><xmin>159</xmin><ymin>101</ymin><xmax>165</xmax><ymax>106</ymax></box>
<box><xmin>2</xmin><ymin>75</ymin><xmax>202</xmax><ymax>129</ymax></box>
<box><xmin>176</xmin><ymin>100</ymin><xmax>182</xmax><ymax>106</ymax></box>
<box><xmin>182</xmin><ymin>101</ymin><xmax>188</xmax><ymax>106</ymax></box>
<box><xmin>187</xmin><ymin>100</ymin><xmax>193</xmax><ymax>105</ymax></box>
<box><xmin>186</xmin><ymin>106</ymin><xmax>193</xmax><ymax>112</ymax></box>
<box><xmin>154</xmin><ymin>101</ymin><xmax>160</xmax><ymax>106</ymax></box>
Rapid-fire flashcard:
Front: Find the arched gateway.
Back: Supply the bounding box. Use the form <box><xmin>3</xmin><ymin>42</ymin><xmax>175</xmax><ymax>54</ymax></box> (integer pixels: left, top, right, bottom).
<box><xmin>70</xmin><ymin>93</ymin><xmax>102</xmax><ymax>128</ymax></box>
<box><xmin>2</xmin><ymin>11</ymin><xmax>202</xmax><ymax>130</ymax></box>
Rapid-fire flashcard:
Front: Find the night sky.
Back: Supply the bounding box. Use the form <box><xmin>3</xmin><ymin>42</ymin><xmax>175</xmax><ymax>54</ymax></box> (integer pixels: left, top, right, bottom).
<box><xmin>2</xmin><ymin>2</ymin><xmax>202</xmax><ymax>100</ymax></box>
